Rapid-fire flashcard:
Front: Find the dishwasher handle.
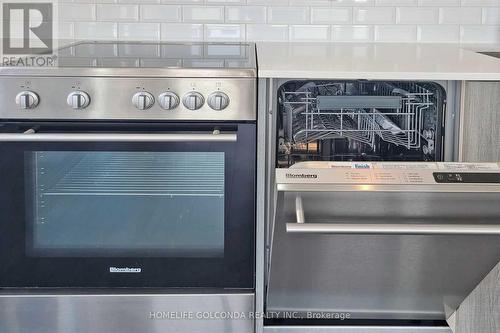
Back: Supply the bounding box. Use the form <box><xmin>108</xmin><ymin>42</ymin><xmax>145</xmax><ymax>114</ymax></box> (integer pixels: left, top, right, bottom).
<box><xmin>0</xmin><ymin>131</ymin><xmax>237</xmax><ymax>142</ymax></box>
<box><xmin>286</xmin><ymin>196</ymin><xmax>500</xmax><ymax>235</ymax></box>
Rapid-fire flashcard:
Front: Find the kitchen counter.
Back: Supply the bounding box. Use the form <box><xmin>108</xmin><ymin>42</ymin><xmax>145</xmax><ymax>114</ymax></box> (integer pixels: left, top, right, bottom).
<box><xmin>256</xmin><ymin>42</ymin><xmax>500</xmax><ymax>80</ymax></box>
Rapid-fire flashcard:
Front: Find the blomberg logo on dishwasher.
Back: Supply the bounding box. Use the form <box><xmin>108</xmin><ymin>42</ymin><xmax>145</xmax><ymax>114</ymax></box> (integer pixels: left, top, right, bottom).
<box><xmin>109</xmin><ymin>267</ymin><xmax>142</xmax><ymax>273</ymax></box>
<box><xmin>285</xmin><ymin>173</ymin><xmax>318</xmax><ymax>179</ymax></box>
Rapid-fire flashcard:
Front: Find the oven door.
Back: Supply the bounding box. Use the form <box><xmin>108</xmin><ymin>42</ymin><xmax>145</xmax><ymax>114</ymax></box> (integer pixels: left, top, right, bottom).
<box><xmin>0</xmin><ymin>122</ymin><xmax>255</xmax><ymax>289</ymax></box>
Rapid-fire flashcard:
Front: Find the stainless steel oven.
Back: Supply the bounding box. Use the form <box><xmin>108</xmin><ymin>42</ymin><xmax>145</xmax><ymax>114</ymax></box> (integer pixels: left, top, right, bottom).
<box><xmin>0</xmin><ymin>123</ymin><xmax>255</xmax><ymax>289</ymax></box>
<box><xmin>0</xmin><ymin>41</ymin><xmax>257</xmax><ymax>333</ymax></box>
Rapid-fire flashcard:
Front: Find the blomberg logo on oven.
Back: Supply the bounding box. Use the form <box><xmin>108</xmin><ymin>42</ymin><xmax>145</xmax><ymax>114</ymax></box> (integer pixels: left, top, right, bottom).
<box><xmin>285</xmin><ymin>173</ymin><xmax>318</xmax><ymax>179</ymax></box>
<box><xmin>109</xmin><ymin>267</ymin><xmax>142</xmax><ymax>273</ymax></box>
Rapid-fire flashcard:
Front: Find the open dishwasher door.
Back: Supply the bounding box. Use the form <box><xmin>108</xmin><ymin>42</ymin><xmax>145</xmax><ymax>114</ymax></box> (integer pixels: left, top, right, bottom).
<box><xmin>267</xmin><ymin>162</ymin><xmax>500</xmax><ymax>321</ymax></box>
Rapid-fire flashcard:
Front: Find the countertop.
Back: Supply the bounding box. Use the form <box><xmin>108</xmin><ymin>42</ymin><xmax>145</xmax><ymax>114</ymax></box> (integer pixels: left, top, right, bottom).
<box><xmin>256</xmin><ymin>42</ymin><xmax>500</xmax><ymax>80</ymax></box>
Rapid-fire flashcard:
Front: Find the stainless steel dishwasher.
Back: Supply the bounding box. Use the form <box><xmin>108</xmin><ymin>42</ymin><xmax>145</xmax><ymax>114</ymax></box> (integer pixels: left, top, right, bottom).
<box><xmin>261</xmin><ymin>79</ymin><xmax>500</xmax><ymax>333</ymax></box>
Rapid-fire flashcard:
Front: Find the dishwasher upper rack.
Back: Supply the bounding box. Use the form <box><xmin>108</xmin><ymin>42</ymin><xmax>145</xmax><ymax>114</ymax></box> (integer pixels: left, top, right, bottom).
<box><xmin>281</xmin><ymin>82</ymin><xmax>434</xmax><ymax>149</ymax></box>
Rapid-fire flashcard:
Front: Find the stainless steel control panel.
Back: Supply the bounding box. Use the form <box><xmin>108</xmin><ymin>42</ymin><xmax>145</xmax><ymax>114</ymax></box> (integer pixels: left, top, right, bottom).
<box><xmin>278</xmin><ymin>162</ymin><xmax>500</xmax><ymax>186</ymax></box>
<box><xmin>0</xmin><ymin>77</ymin><xmax>256</xmax><ymax>121</ymax></box>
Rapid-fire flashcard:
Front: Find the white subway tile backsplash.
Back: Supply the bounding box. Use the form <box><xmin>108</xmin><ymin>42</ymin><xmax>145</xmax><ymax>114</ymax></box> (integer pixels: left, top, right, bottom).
<box><xmin>290</xmin><ymin>0</ymin><xmax>331</xmax><ymax>5</ymax></box>
<box><xmin>290</xmin><ymin>25</ymin><xmax>330</xmax><ymax>41</ymax></box>
<box><xmin>439</xmin><ymin>7</ymin><xmax>482</xmax><ymax>24</ymax></box>
<box><xmin>161</xmin><ymin>23</ymin><xmax>203</xmax><ymax>40</ymax></box>
<box><xmin>118</xmin><ymin>22</ymin><xmax>161</xmax><ymax>40</ymax></box>
<box><xmin>354</xmin><ymin>7</ymin><xmax>396</xmax><ymax>24</ymax></box>
<box><xmin>311</xmin><ymin>8</ymin><xmax>352</xmax><ymax>24</ymax></box>
<box><xmin>462</xmin><ymin>0</ymin><xmax>500</xmax><ymax>6</ymax></box>
<box><xmin>74</xmin><ymin>22</ymin><xmax>118</xmax><ymax>39</ymax></box>
<box><xmin>482</xmin><ymin>7</ymin><xmax>500</xmax><ymax>24</ymax></box>
<box><xmin>246</xmin><ymin>24</ymin><xmax>289</xmax><ymax>41</ymax></box>
<box><xmin>246</xmin><ymin>0</ymin><xmax>288</xmax><ymax>5</ymax></box>
<box><xmin>206</xmin><ymin>0</ymin><xmax>245</xmax><ymax>4</ymax></box>
<box><xmin>120</xmin><ymin>0</ymin><xmax>160</xmax><ymax>3</ymax></box>
<box><xmin>60</xmin><ymin>4</ymin><xmax>96</xmax><ymax>21</ymax></box>
<box><xmin>225</xmin><ymin>6</ymin><xmax>266</xmax><ymax>24</ymax></box>
<box><xmin>57</xmin><ymin>0</ymin><xmax>500</xmax><ymax>44</ymax></box>
<box><xmin>397</xmin><ymin>7</ymin><xmax>438</xmax><ymax>24</ymax></box>
<box><xmin>417</xmin><ymin>25</ymin><xmax>460</xmax><ymax>42</ymax></box>
<box><xmin>418</xmin><ymin>0</ymin><xmax>459</xmax><ymax>6</ymax></box>
<box><xmin>58</xmin><ymin>22</ymin><xmax>75</xmax><ymax>39</ymax></box>
<box><xmin>376</xmin><ymin>0</ymin><xmax>417</xmax><ymax>6</ymax></box>
<box><xmin>97</xmin><ymin>5</ymin><xmax>139</xmax><ymax>21</ymax></box>
<box><xmin>183</xmin><ymin>6</ymin><xmax>224</xmax><ymax>23</ymax></box>
<box><xmin>461</xmin><ymin>25</ymin><xmax>500</xmax><ymax>43</ymax></box>
<box><xmin>375</xmin><ymin>25</ymin><xmax>417</xmax><ymax>42</ymax></box>
<box><xmin>268</xmin><ymin>7</ymin><xmax>310</xmax><ymax>24</ymax></box>
<box><xmin>333</xmin><ymin>0</ymin><xmax>374</xmax><ymax>6</ymax></box>
<box><xmin>205</xmin><ymin>24</ymin><xmax>245</xmax><ymax>41</ymax></box>
<box><xmin>332</xmin><ymin>25</ymin><xmax>374</xmax><ymax>42</ymax></box>
<box><xmin>140</xmin><ymin>5</ymin><xmax>181</xmax><ymax>22</ymax></box>
<box><xmin>161</xmin><ymin>0</ymin><xmax>201</xmax><ymax>3</ymax></box>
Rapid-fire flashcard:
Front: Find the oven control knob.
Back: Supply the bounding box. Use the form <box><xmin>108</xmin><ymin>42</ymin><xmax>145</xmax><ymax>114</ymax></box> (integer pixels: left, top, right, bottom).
<box><xmin>15</xmin><ymin>91</ymin><xmax>39</xmax><ymax>109</ymax></box>
<box><xmin>158</xmin><ymin>92</ymin><xmax>180</xmax><ymax>110</ymax></box>
<box><xmin>182</xmin><ymin>92</ymin><xmax>204</xmax><ymax>110</ymax></box>
<box><xmin>67</xmin><ymin>91</ymin><xmax>90</xmax><ymax>109</ymax></box>
<box><xmin>208</xmin><ymin>92</ymin><xmax>230</xmax><ymax>111</ymax></box>
<box><xmin>132</xmin><ymin>92</ymin><xmax>155</xmax><ymax>110</ymax></box>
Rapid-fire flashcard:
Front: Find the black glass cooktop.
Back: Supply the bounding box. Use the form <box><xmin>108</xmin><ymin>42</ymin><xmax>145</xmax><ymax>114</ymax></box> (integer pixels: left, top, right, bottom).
<box><xmin>57</xmin><ymin>41</ymin><xmax>256</xmax><ymax>69</ymax></box>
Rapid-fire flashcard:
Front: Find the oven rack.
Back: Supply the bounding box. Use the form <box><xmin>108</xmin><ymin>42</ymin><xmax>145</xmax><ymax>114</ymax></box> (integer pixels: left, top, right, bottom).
<box><xmin>36</xmin><ymin>152</ymin><xmax>225</xmax><ymax>197</ymax></box>
<box><xmin>283</xmin><ymin>82</ymin><xmax>434</xmax><ymax>149</ymax></box>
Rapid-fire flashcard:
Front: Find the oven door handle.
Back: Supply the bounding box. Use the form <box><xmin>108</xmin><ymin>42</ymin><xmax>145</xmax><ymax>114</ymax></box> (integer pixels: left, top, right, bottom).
<box><xmin>0</xmin><ymin>132</ymin><xmax>237</xmax><ymax>142</ymax></box>
<box><xmin>286</xmin><ymin>195</ymin><xmax>500</xmax><ymax>235</ymax></box>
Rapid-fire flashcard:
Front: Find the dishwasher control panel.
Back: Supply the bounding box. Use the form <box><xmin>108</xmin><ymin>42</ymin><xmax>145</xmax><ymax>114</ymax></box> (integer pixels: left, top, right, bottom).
<box><xmin>433</xmin><ymin>172</ymin><xmax>500</xmax><ymax>183</ymax></box>
<box><xmin>278</xmin><ymin>162</ymin><xmax>500</xmax><ymax>186</ymax></box>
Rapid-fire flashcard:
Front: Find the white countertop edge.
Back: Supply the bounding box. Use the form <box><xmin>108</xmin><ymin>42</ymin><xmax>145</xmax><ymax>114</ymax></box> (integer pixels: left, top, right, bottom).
<box><xmin>258</xmin><ymin>70</ymin><xmax>500</xmax><ymax>81</ymax></box>
<box><xmin>256</xmin><ymin>42</ymin><xmax>500</xmax><ymax>80</ymax></box>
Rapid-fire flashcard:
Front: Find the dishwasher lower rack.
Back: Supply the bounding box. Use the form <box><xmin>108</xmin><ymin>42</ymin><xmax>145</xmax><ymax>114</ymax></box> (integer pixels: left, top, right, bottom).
<box><xmin>277</xmin><ymin>80</ymin><xmax>445</xmax><ymax>165</ymax></box>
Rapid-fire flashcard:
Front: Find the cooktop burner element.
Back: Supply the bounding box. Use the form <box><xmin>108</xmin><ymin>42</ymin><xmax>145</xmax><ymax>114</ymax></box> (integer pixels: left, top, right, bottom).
<box><xmin>0</xmin><ymin>41</ymin><xmax>257</xmax><ymax>121</ymax></box>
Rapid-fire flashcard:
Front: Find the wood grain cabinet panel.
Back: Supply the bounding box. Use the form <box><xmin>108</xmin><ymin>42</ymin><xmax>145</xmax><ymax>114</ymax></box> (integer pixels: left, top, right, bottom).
<box><xmin>460</xmin><ymin>81</ymin><xmax>500</xmax><ymax>162</ymax></box>
<box><xmin>454</xmin><ymin>81</ymin><xmax>500</xmax><ymax>333</ymax></box>
<box><xmin>452</xmin><ymin>262</ymin><xmax>500</xmax><ymax>333</ymax></box>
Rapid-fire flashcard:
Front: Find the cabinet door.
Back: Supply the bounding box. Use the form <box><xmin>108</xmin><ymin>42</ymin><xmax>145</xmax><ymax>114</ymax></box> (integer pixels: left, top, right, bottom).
<box><xmin>454</xmin><ymin>81</ymin><xmax>500</xmax><ymax>333</ymax></box>
<box><xmin>451</xmin><ymin>262</ymin><xmax>500</xmax><ymax>333</ymax></box>
<box><xmin>460</xmin><ymin>81</ymin><xmax>500</xmax><ymax>162</ymax></box>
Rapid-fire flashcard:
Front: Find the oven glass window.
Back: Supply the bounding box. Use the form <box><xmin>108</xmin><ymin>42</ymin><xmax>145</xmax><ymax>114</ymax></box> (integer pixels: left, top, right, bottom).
<box><xmin>26</xmin><ymin>151</ymin><xmax>225</xmax><ymax>257</ymax></box>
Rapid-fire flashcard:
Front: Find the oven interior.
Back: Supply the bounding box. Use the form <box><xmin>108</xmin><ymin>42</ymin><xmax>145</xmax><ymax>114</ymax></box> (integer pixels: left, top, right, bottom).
<box><xmin>29</xmin><ymin>150</ymin><xmax>225</xmax><ymax>257</ymax></box>
<box><xmin>277</xmin><ymin>80</ymin><xmax>446</xmax><ymax>167</ymax></box>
